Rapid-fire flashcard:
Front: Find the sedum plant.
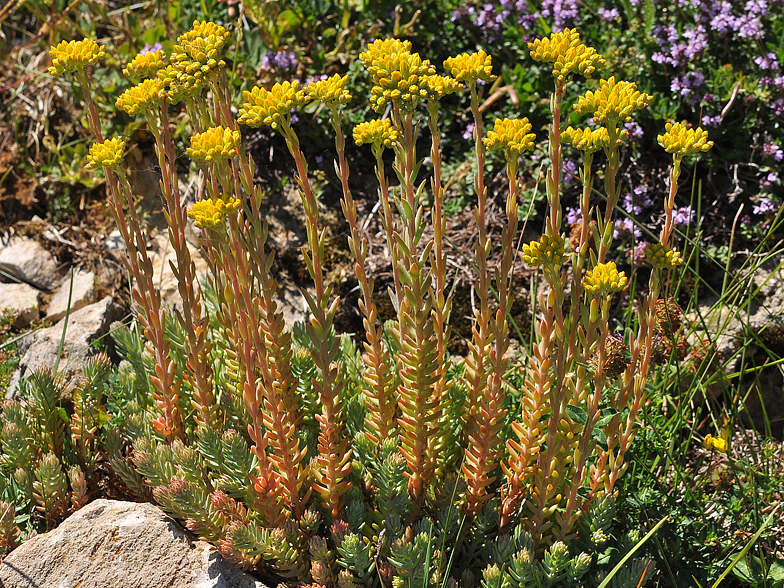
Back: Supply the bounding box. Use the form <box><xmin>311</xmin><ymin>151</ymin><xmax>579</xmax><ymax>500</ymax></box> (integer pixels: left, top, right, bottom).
<box><xmin>45</xmin><ymin>22</ymin><xmax>714</xmax><ymax>585</ymax></box>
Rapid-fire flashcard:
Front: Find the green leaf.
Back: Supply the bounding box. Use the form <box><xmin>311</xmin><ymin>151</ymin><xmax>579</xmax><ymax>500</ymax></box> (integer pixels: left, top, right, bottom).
<box><xmin>565</xmin><ymin>404</ymin><xmax>587</xmax><ymax>425</ymax></box>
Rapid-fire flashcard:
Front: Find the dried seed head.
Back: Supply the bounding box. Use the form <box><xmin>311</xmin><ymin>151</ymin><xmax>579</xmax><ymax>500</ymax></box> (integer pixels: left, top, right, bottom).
<box><xmin>655</xmin><ymin>297</ymin><xmax>683</xmax><ymax>336</ymax></box>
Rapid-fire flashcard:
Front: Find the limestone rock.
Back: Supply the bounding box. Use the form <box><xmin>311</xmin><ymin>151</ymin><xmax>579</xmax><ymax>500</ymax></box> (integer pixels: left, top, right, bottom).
<box><xmin>0</xmin><ymin>499</ymin><xmax>267</xmax><ymax>588</ymax></box>
<box><xmin>46</xmin><ymin>270</ymin><xmax>96</xmax><ymax>322</ymax></box>
<box><xmin>7</xmin><ymin>296</ymin><xmax>121</xmax><ymax>397</ymax></box>
<box><xmin>0</xmin><ymin>235</ymin><xmax>60</xmax><ymax>291</ymax></box>
<box><xmin>0</xmin><ymin>282</ymin><xmax>41</xmax><ymax>327</ymax></box>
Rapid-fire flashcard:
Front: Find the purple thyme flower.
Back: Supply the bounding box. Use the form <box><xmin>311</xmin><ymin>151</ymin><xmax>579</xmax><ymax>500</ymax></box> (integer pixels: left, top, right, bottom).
<box><xmin>673</xmin><ymin>206</ymin><xmax>695</xmax><ymax>226</ymax></box>
<box><xmin>737</xmin><ymin>15</ymin><xmax>764</xmax><ymax>39</ymax></box>
<box><xmin>760</xmin><ymin>173</ymin><xmax>779</xmax><ymax>188</ymax></box>
<box><xmin>614</xmin><ymin>217</ymin><xmax>641</xmax><ymax>239</ymax></box>
<box><xmin>538</xmin><ymin>0</ymin><xmax>581</xmax><ymax>29</ymax></box>
<box><xmin>141</xmin><ymin>42</ymin><xmax>163</xmax><ymax>55</ymax></box>
<box><xmin>755</xmin><ymin>52</ymin><xmax>780</xmax><ymax>71</ymax></box>
<box><xmin>629</xmin><ymin>241</ymin><xmax>650</xmax><ymax>267</ymax></box>
<box><xmin>565</xmin><ymin>206</ymin><xmax>582</xmax><ymax>225</ymax></box>
<box><xmin>753</xmin><ymin>196</ymin><xmax>776</xmax><ymax>214</ymax></box>
<box><xmin>562</xmin><ymin>159</ymin><xmax>578</xmax><ymax>184</ymax></box>
<box><xmin>701</xmin><ymin>114</ymin><xmax>722</xmax><ymax>127</ymax></box>
<box><xmin>262</xmin><ymin>50</ymin><xmax>298</xmax><ymax>71</ymax></box>
<box><xmin>710</xmin><ymin>2</ymin><xmax>739</xmax><ymax>33</ymax></box>
<box><xmin>463</xmin><ymin>122</ymin><xmax>475</xmax><ymax>141</ymax></box>
<box><xmin>598</xmin><ymin>7</ymin><xmax>620</xmax><ymax>21</ymax></box>
<box><xmin>624</xmin><ymin>120</ymin><xmax>644</xmax><ymax>140</ymax></box>
<box><xmin>763</xmin><ymin>142</ymin><xmax>784</xmax><ymax>161</ymax></box>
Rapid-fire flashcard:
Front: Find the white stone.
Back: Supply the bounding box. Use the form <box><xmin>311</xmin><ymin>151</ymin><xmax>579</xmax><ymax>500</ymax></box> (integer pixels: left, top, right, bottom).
<box><xmin>46</xmin><ymin>270</ymin><xmax>96</xmax><ymax>322</ymax></box>
<box><xmin>0</xmin><ymin>235</ymin><xmax>60</xmax><ymax>290</ymax></box>
<box><xmin>0</xmin><ymin>282</ymin><xmax>41</xmax><ymax>327</ymax></box>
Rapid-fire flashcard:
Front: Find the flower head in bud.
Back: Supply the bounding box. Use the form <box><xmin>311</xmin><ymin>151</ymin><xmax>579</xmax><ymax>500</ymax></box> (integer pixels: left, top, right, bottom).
<box><xmin>306</xmin><ymin>73</ymin><xmax>351</xmax><ymax>107</ymax></box>
<box><xmin>562</xmin><ymin>126</ymin><xmax>628</xmax><ymax>154</ymax></box>
<box><xmin>238</xmin><ymin>81</ymin><xmax>310</xmax><ymax>129</ymax></box>
<box><xmin>528</xmin><ymin>29</ymin><xmax>605</xmax><ymax>83</ymax></box>
<box><xmin>522</xmin><ymin>233</ymin><xmax>567</xmax><ymax>268</ymax></box>
<box><xmin>443</xmin><ymin>50</ymin><xmax>496</xmax><ymax>85</ymax></box>
<box><xmin>583</xmin><ymin>261</ymin><xmax>627</xmax><ymax>293</ymax></box>
<box><xmin>115</xmin><ymin>78</ymin><xmax>165</xmax><ymax>116</ymax></box>
<box><xmin>187</xmin><ymin>195</ymin><xmax>241</xmax><ymax>229</ymax></box>
<box><xmin>360</xmin><ymin>38</ymin><xmax>435</xmax><ymax>114</ymax></box>
<box><xmin>574</xmin><ymin>76</ymin><xmax>653</xmax><ymax>126</ymax></box>
<box><xmin>655</xmin><ymin>297</ymin><xmax>683</xmax><ymax>336</ymax></box>
<box><xmin>703</xmin><ymin>434</ymin><xmax>728</xmax><ymax>453</ymax></box>
<box><xmin>657</xmin><ymin>122</ymin><xmax>713</xmax><ymax>157</ymax></box>
<box><xmin>123</xmin><ymin>50</ymin><xmax>166</xmax><ymax>80</ymax></box>
<box><xmin>48</xmin><ymin>39</ymin><xmax>105</xmax><ymax>76</ymax></box>
<box><xmin>86</xmin><ymin>137</ymin><xmax>126</xmax><ymax>171</ymax></box>
<box><xmin>421</xmin><ymin>74</ymin><xmax>462</xmax><ymax>102</ymax></box>
<box><xmin>645</xmin><ymin>242</ymin><xmax>684</xmax><ymax>270</ymax></box>
<box><xmin>484</xmin><ymin>117</ymin><xmax>536</xmax><ymax>158</ymax></box>
<box><xmin>353</xmin><ymin>118</ymin><xmax>399</xmax><ymax>150</ymax></box>
<box><xmin>187</xmin><ymin>126</ymin><xmax>241</xmax><ymax>162</ymax></box>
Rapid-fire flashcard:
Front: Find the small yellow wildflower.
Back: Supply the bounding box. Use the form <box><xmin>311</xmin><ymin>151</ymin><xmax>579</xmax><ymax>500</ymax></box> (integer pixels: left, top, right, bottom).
<box><xmin>187</xmin><ymin>195</ymin><xmax>241</xmax><ymax>229</ymax></box>
<box><xmin>306</xmin><ymin>74</ymin><xmax>352</xmax><ymax>107</ymax></box>
<box><xmin>359</xmin><ymin>38</ymin><xmax>435</xmax><ymax>114</ymax></box>
<box><xmin>443</xmin><ymin>51</ymin><xmax>496</xmax><ymax>85</ymax></box>
<box><xmin>583</xmin><ymin>261</ymin><xmax>627</xmax><ymax>293</ymax></box>
<box><xmin>85</xmin><ymin>137</ymin><xmax>126</xmax><ymax>171</ymax></box>
<box><xmin>166</xmin><ymin>20</ymin><xmax>230</xmax><ymax>101</ymax></box>
<box><xmin>116</xmin><ymin>78</ymin><xmax>165</xmax><ymax>117</ymax></box>
<box><xmin>353</xmin><ymin>119</ymin><xmax>399</xmax><ymax>150</ymax></box>
<box><xmin>49</xmin><ymin>39</ymin><xmax>106</xmax><ymax>76</ymax></box>
<box><xmin>421</xmin><ymin>74</ymin><xmax>462</xmax><ymax>102</ymax></box>
<box><xmin>645</xmin><ymin>243</ymin><xmax>684</xmax><ymax>270</ymax></box>
<box><xmin>123</xmin><ymin>49</ymin><xmax>166</xmax><ymax>80</ymax></box>
<box><xmin>237</xmin><ymin>81</ymin><xmax>310</xmax><ymax>129</ymax></box>
<box><xmin>657</xmin><ymin>122</ymin><xmax>713</xmax><ymax>157</ymax></box>
<box><xmin>484</xmin><ymin>118</ymin><xmax>536</xmax><ymax>157</ymax></box>
<box><xmin>561</xmin><ymin>126</ymin><xmax>628</xmax><ymax>154</ymax></box>
<box><xmin>528</xmin><ymin>29</ymin><xmax>605</xmax><ymax>83</ymax></box>
<box><xmin>574</xmin><ymin>76</ymin><xmax>653</xmax><ymax>126</ymax></box>
<box><xmin>703</xmin><ymin>434</ymin><xmax>728</xmax><ymax>453</ymax></box>
<box><xmin>522</xmin><ymin>234</ymin><xmax>567</xmax><ymax>268</ymax></box>
<box><xmin>187</xmin><ymin>126</ymin><xmax>241</xmax><ymax>163</ymax></box>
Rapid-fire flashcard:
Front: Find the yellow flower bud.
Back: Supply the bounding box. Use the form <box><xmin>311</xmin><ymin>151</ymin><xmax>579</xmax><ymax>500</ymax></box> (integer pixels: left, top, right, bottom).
<box><xmin>115</xmin><ymin>78</ymin><xmax>165</xmax><ymax>116</ymax></box>
<box><xmin>443</xmin><ymin>50</ymin><xmax>496</xmax><ymax>85</ymax></box>
<box><xmin>583</xmin><ymin>261</ymin><xmax>627</xmax><ymax>293</ymax></box>
<box><xmin>522</xmin><ymin>233</ymin><xmax>567</xmax><ymax>268</ymax></box>
<box><xmin>85</xmin><ymin>137</ymin><xmax>126</xmax><ymax>171</ymax></box>
<box><xmin>123</xmin><ymin>49</ymin><xmax>166</xmax><ymax>80</ymax></box>
<box><xmin>187</xmin><ymin>195</ymin><xmax>241</xmax><ymax>229</ymax></box>
<box><xmin>165</xmin><ymin>21</ymin><xmax>230</xmax><ymax>102</ymax></box>
<box><xmin>306</xmin><ymin>74</ymin><xmax>352</xmax><ymax>107</ymax></box>
<box><xmin>561</xmin><ymin>126</ymin><xmax>628</xmax><ymax>153</ymax></box>
<box><xmin>657</xmin><ymin>122</ymin><xmax>713</xmax><ymax>157</ymax></box>
<box><xmin>645</xmin><ymin>243</ymin><xmax>684</xmax><ymax>270</ymax></box>
<box><xmin>574</xmin><ymin>76</ymin><xmax>653</xmax><ymax>126</ymax></box>
<box><xmin>353</xmin><ymin>118</ymin><xmax>399</xmax><ymax>150</ymax></box>
<box><xmin>238</xmin><ymin>81</ymin><xmax>310</xmax><ymax>129</ymax></box>
<box><xmin>528</xmin><ymin>28</ymin><xmax>605</xmax><ymax>83</ymax></box>
<box><xmin>703</xmin><ymin>434</ymin><xmax>728</xmax><ymax>453</ymax></box>
<box><xmin>48</xmin><ymin>39</ymin><xmax>105</xmax><ymax>76</ymax></box>
<box><xmin>187</xmin><ymin>126</ymin><xmax>241</xmax><ymax>163</ymax></box>
<box><xmin>421</xmin><ymin>74</ymin><xmax>462</xmax><ymax>102</ymax></box>
<box><xmin>484</xmin><ymin>118</ymin><xmax>537</xmax><ymax>157</ymax></box>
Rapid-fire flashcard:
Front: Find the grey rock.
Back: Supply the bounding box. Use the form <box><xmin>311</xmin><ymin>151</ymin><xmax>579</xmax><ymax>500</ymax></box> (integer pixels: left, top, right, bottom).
<box><xmin>0</xmin><ymin>235</ymin><xmax>60</xmax><ymax>291</ymax></box>
<box><xmin>0</xmin><ymin>499</ymin><xmax>267</xmax><ymax>588</ymax></box>
<box><xmin>46</xmin><ymin>270</ymin><xmax>96</xmax><ymax>322</ymax></box>
<box><xmin>104</xmin><ymin>229</ymin><xmax>126</xmax><ymax>251</ymax></box>
<box><xmin>148</xmin><ymin>232</ymin><xmax>210</xmax><ymax>311</ymax></box>
<box><xmin>7</xmin><ymin>296</ymin><xmax>121</xmax><ymax>398</ymax></box>
<box><xmin>0</xmin><ymin>282</ymin><xmax>41</xmax><ymax>328</ymax></box>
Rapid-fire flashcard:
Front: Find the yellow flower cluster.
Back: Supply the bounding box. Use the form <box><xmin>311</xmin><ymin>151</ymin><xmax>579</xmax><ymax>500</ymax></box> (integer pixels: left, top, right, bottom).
<box><xmin>574</xmin><ymin>76</ymin><xmax>653</xmax><ymax>126</ymax></box>
<box><xmin>703</xmin><ymin>434</ymin><xmax>728</xmax><ymax>453</ymax></box>
<box><xmin>359</xmin><ymin>38</ymin><xmax>436</xmax><ymax>114</ymax></box>
<box><xmin>442</xmin><ymin>50</ymin><xmax>496</xmax><ymax>85</ymax></box>
<box><xmin>238</xmin><ymin>81</ymin><xmax>310</xmax><ymax>129</ymax></box>
<box><xmin>187</xmin><ymin>126</ymin><xmax>241</xmax><ymax>162</ymax></box>
<box><xmin>522</xmin><ymin>233</ymin><xmax>567</xmax><ymax>268</ymax></box>
<box><xmin>561</xmin><ymin>126</ymin><xmax>628</xmax><ymax>154</ymax></box>
<box><xmin>422</xmin><ymin>74</ymin><xmax>462</xmax><ymax>102</ymax></box>
<box><xmin>306</xmin><ymin>74</ymin><xmax>352</xmax><ymax>107</ymax></box>
<box><xmin>657</xmin><ymin>122</ymin><xmax>713</xmax><ymax>157</ymax></box>
<box><xmin>49</xmin><ymin>39</ymin><xmax>106</xmax><ymax>76</ymax></box>
<box><xmin>115</xmin><ymin>78</ymin><xmax>165</xmax><ymax>116</ymax></box>
<box><xmin>528</xmin><ymin>29</ymin><xmax>606</xmax><ymax>83</ymax></box>
<box><xmin>353</xmin><ymin>119</ymin><xmax>399</xmax><ymax>150</ymax></box>
<box><xmin>645</xmin><ymin>243</ymin><xmax>684</xmax><ymax>270</ymax></box>
<box><xmin>123</xmin><ymin>49</ymin><xmax>166</xmax><ymax>80</ymax></box>
<box><xmin>85</xmin><ymin>137</ymin><xmax>126</xmax><ymax>171</ymax></box>
<box><xmin>187</xmin><ymin>195</ymin><xmax>241</xmax><ymax>229</ymax></box>
<box><xmin>166</xmin><ymin>21</ymin><xmax>230</xmax><ymax>101</ymax></box>
<box><xmin>483</xmin><ymin>118</ymin><xmax>536</xmax><ymax>157</ymax></box>
<box><xmin>583</xmin><ymin>261</ymin><xmax>627</xmax><ymax>293</ymax></box>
